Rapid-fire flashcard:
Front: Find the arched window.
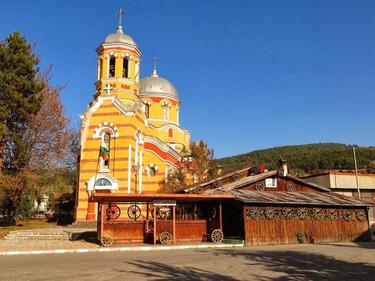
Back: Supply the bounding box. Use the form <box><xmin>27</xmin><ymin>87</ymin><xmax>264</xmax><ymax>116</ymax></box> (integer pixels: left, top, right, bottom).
<box><xmin>100</xmin><ymin>133</ymin><xmax>111</xmax><ymax>170</ymax></box>
<box><xmin>163</xmin><ymin>104</ymin><xmax>169</xmax><ymax>120</ymax></box>
<box><xmin>149</xmin><ymin>167</ymin><xmax>156</xmax><ymax>177</ymax></box>
<box><xmin>95</xmin><ymin>178</ymin><xmax>112</xmax><ymax>187</ymax></box>
<box><xmin>109</xmin><ymin>56</ymin><xmax>116</xmax><ymax>78</ymax></box>
<box><xmin>122</xmin><ymin>58</ymin><xmax>129</xmax><ymax>78</ymax></box>
<box><xmin>168</xmin><ymin>128</ymin><xmax>173</xmax><ymax>137</ymax></box>
<box><xmin>145</xmin><ymin>104</ymin><xmax>150</xmax><ymax>118</ymax></box>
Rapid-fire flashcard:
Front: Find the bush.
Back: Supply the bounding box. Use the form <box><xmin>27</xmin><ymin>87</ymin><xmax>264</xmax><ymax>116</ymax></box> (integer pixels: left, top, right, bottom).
<box><xmin>19</xmin><ymin>190</ymin><xmax>35</xmax><ymax>218</ymax></box>
<box><xmin>296</xmin><ymin>229</ymin><xmax>305</xmax><ymax>243</ymax></box>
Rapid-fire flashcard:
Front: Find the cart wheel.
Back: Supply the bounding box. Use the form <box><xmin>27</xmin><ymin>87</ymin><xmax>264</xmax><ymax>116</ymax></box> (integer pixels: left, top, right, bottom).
<box><xmin>159</xmin><ymin>231</ymin><xmax>173</xmax><ymax>245</ymax></box>
<box><xmin>106</xmin><ymin>205</ymin><xmax>121</xmax><ymax>220</ymax></box>
<box><xmin>127</xmin><ymin>205</ymin><xmax>141</xmax><ymax>220</ymax></box>
<box><xmin>211</xmin><ymin>229</ymin><xmax>223</xmax><ymax>243</ymax></box>
<box><xmin>101</xmin><ymin>234</ymin><xmax>114</xmax><ymax>247</ymax></box>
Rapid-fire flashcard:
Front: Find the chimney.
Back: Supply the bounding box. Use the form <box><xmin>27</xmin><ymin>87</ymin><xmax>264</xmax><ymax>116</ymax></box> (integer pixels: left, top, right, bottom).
<box><xmin>259</xmin><ymin>163</ymin><xmax>265</xmax><ymax>173</ymax></box>
<box><xmin>279</xmin><ymin>159</ymin><xmax>288</xmax><ymax>177</ymax></box>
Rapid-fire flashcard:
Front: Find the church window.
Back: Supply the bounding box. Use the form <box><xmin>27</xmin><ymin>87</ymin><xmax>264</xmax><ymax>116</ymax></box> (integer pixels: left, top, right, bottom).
<box><xmin>168</xmin><ymin>128</ymin><xmax>173</xmax><ymax>137</ymax></box>
<box><xmin>149</xmin><ymin>167</ymin><xmax>156</xmax><ymax>177</ymax></box>
<box><xmin>122</xmin><ymin>58</ymin><xmax>129</xmax><ymax>78</ymax></box>
<box><xmin>109</xmin><ymin>56</ymin><xmax>116</xmax><ymax>78</ymax></box>
<box><xmin>94</xmin><ymin>178</ymin><xmax>112</xmax><ymax>187</ymax></box>
<box><xmin>163</xmin><ymin>104</ymin><xmax>169</xmax><ymax>120</ymax></box>
<box><xmin>145</xmin><ymin>104</ymin><xmax>150</xmax><ymax>118</ymax></box>
<box><xmin>100</xmin><ymin>133</ymin><xmax>111</xmax><ymax>170</ymax></box>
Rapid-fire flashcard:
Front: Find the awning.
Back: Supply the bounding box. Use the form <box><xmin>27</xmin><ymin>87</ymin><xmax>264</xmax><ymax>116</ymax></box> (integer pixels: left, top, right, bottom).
<box><xmin>92</xmin><ymin>193</ymin><xmax>235</xmax><ymax>203</ymax></box>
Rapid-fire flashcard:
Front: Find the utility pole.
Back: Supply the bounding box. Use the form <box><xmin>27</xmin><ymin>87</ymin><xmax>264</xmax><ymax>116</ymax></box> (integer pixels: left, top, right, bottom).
<box><xmin>353</xmin><ymin>146</ymin><xmax>361</xmax><ymax>199</ymax></box>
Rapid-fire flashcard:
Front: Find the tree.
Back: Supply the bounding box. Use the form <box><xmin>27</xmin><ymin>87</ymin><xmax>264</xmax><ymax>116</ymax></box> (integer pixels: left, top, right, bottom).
<box><xmin>159</xmin><ymin>140</ymin><xmax>220</xmax><ymax>193</ymax></box>
<box><xmin>0</xmin><ymin>31</ymin><xmax>44</xmax><ymax>174</ymax></box>
<box><xmin>0</xmin><ymin>32</ymin><xmax>73</xmax><ymax>219</ymax></box>
<box><xmin>159</xmin><ymin>167</ymin><xmax>187</xmax><ymax>193</ymax></box>
<box><xmin>188</xmin><ymin>140</ymin><xmax>220</xmax><ymax>183</ymax></box>
<box><xmin>13</xmin><ymin>71</ymin><xmax>69</xmax><ymax>170</ymax></box>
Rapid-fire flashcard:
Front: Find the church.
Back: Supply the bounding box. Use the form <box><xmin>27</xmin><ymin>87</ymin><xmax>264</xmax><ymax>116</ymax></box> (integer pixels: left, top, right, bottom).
<box><xmin>75</xmin><ymin>12</ymin><xmax>191</xmax><ymax>221</ymax></box>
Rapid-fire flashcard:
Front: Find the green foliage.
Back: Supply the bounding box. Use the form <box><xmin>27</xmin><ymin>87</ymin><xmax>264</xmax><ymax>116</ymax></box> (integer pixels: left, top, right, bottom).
<box><xmin>296</xmin><ymin>229</ymin><xmax>305</xmax><ymax>243</ymax></box>
<box><xmin>0</xmin><ymin>31</ymin><xmax>43</xmax><ymax>141</ymax></box>
<box><xmin>218</xmin><ymin>143</ymin><xmax>375</xmax><ymax>175</ymax></box>
<box><xmin>19</xmin><ymin>189</ymin><xmax>35</xmax><ymax>218</ymax></box>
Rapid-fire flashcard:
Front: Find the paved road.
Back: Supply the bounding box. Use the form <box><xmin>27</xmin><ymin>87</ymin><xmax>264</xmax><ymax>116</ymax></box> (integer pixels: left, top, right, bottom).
<box><xmin>0</xmin><ymin>242</ymin><xmax>374</xmax><ymax>281</ymax></box>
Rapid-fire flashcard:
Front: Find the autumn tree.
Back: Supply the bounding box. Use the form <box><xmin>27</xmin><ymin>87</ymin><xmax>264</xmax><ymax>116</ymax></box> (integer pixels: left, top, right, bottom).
<box><xmin>0</xmin><ymin>32</ymin><xmax>73</xmax><ymax>219</ymax></box>
<box><xmin>188</xmin><ymin>140</ymin><xmax>220</xmax><ymax>183</ymax></box>
<box><xmin>159</xmin><ymin>140</ymin><xmax>220</xmax><ymax>193</ymax></box>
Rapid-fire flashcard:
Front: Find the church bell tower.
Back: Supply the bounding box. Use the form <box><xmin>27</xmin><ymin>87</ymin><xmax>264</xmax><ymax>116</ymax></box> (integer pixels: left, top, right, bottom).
<box><xmin>94</xmin><ymin>8</ymin><xmax>142</xmax><ymax>105</ymax></box>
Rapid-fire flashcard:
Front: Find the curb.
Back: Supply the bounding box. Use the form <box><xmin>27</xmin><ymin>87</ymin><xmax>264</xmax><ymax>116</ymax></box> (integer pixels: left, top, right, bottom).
<box><xmin>0</xmin><ymin>243</ymin><xmax>244</xmax><ymax>256</ymax></box>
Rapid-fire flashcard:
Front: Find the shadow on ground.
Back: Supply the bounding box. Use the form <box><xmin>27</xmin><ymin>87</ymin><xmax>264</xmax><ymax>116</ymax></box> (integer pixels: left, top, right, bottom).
<box><xmin>70</xmin><ymin>231</ymin><xmax>99</xmax><ymax>245</ymax></box>
<box><xmin>200</xmin><ymin>247</ymin><xmax>375</xmax><ymax>281</ymax></box>
<box><xmin>118</xmin><ymin>260</ymin><xmax>238</xmax><ymax>281</ymax></box>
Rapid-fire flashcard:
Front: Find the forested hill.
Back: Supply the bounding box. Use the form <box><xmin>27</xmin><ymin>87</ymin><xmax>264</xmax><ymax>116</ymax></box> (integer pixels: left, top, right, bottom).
<box><xmin>217</xmin><ymin>143</ymin><xmax>375</xmax><ymax>176</ymax></box>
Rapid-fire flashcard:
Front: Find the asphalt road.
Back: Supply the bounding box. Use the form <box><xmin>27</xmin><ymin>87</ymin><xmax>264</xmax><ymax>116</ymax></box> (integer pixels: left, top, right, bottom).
<box><xmin>0</xmin><ymin>243</ymin><xmax>374</xmax><ymax>281</ymax></box>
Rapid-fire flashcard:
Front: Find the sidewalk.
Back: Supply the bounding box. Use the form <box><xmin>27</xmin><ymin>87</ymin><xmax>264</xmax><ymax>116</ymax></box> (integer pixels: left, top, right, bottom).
<box><xmin>0</xmin><ymin>238</ymin><xmax>244</xmax><ymax>256</ymax></box>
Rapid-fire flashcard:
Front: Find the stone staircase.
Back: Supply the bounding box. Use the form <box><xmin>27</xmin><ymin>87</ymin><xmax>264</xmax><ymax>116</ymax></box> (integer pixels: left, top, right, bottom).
<box><xmin>4</xmin><ymin>230</ymin><xmax>71</xmax><ymax>240</ymax></box>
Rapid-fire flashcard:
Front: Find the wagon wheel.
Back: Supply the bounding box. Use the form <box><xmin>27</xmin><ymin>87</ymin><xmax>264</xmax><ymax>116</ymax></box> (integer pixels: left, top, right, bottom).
<box><xmin>159</xmin><ymin>231</ymin><xmax>173</xmax><ymax>245</ymax></box>
<box><xmin>286</xmin><ymin>181</ymin><xmax>295</xmax><ymax>191</ymax></box>
<box><xmin>101</xmin><ymin>234</ymin><xmax>114</xmax><ymax>247</ymax></box>
<box><xmin>211</xmin><ymin>229</ymin><xmax>223</xmax><ymax>243</ymax></box>
<box><xmin>106</xmin><ymin>205</ymin><xmax>121</xmax><ymax>220</ymax></box>
<box><xmin>255</xmin><ymin>181</ymin><xmax>265</xmax><ymax>191</ymax></box>
<box><xmin>127</xmin><ymin>205</ymin><xmax>141</xmax><ymax>220</ymax></box>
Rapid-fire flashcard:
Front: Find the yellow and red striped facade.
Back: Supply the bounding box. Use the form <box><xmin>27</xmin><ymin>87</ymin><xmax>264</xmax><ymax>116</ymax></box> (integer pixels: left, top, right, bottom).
<box><xmin>75</xmin><ymin>28</ymin><xmax>190</xmax><ymax>221</ymax></box>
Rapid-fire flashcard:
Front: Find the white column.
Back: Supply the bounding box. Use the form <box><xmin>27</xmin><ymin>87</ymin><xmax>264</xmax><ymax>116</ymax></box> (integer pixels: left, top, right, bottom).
<box><xmin>128</xmin><ymin>144</ymin><xmax>132</xmax><ymax>193</ymax></box>
<box><xmin>135</xmin><ymin>137</ymin><xmax>139</xmax><ymax>165</ymax></box>
<box><xmin>139</xmin><ymin>151</ymin><xmax>143</xmax><ymax>193</ymax></box>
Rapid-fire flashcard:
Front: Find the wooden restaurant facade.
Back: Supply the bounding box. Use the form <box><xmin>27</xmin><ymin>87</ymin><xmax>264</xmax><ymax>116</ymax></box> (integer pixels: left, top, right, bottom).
<box><xmin>183</xmin><ymin>164</ymin><xmax>373</xmax><ymax>246</ymax></box>
<box><xmin>92</xmin><ymin>193</ymin><xmax>234</xmax><ymax>246</ymax></box>
<box><xmin>92</xmin><ymin>163</ymin><xmax>373</xmax><ymax>247</ymax></box>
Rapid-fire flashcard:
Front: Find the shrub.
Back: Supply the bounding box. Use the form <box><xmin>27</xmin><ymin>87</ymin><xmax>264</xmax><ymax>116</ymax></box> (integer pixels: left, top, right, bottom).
<box><xmin>296</xmin><ymin>229</ymin><xmax>305</xmax><ymax>243</ymax></box>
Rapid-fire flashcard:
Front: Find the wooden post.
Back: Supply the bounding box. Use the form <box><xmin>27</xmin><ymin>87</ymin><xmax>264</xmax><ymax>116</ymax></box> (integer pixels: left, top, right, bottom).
<box><xmin>100</xmin><ymin>203</ymin><xmax>104</xmax><ymax>242</ymax></box>
<box><xmin>243</xmin><ymin>205</ymin><xmax>247</xmax><ymax>246</ymax></box>
<box><xmin>153</xmin><ymin>204</ymin><xmax>157</xmax><ymax>245</ymax></box>
<box><xmin>173</xmin><ymin>206</ymin><xmax>176</xmax><ymax>244</ymax></box>
<box><xmin>146</xmin><ymin>202</ymin><xmax>149</xmax><ymax>220</ymax></box>
<box><xmin>219</xmin><ymin>201</ymin><xmax>223</xmax><ymax>231</ymax></box>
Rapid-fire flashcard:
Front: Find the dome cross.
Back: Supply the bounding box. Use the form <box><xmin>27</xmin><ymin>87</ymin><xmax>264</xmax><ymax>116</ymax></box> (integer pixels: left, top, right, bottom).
<box><xmin>152</xmin><ymin>56</ymin><xmax>159</xmax><ymax>77</ymax></box>
<box><xmin>117</xmin><ymin>8</ymin><xmax>125</xmax><ymax>29</ymax></box>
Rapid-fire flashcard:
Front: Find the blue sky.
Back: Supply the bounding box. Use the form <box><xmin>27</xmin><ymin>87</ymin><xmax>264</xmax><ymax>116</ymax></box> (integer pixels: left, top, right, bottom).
<box><xmin>1</xmin><ymin>0</ymin><xmax>374</xmax><ymax>158</ymax></box>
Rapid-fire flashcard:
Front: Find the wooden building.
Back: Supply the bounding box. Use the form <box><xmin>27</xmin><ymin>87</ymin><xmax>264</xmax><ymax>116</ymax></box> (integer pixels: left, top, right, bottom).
<box><xmin>183</xmin><ymin>164</ymin><xmax>373</xmax><ymax>246</ymax></box>
<box><xmin>91</xmin><ymin>193</ymin><xmax>234</xmax><ymax>246</ymax></box>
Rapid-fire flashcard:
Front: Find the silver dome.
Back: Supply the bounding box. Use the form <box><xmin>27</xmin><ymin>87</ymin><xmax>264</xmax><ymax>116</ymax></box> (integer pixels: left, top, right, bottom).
<box><xmin>140</xmin><ymin>69</ymin><xmax>179</xmax><ymax>100</ymax></box>
<box><xmin>103</xmin><ymin>27</ymin><xmax>136</xmax><ymax>47</ymax></box>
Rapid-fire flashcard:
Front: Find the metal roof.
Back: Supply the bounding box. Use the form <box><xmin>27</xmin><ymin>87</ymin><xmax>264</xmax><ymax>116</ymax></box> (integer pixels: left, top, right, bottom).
<box><xmin>203</xmin><ymin>171</ymin><xmax>330</xmax><ymax>194</ymax></box>
<box><xmin>183</xmin><ymin>166</ymin><xmax>254</xmax><ymax>193</ymax></box>
<box><xmin>233</xmin><ymin>190</ymin><xmax>373</xmax><ymax>207</ymax></box>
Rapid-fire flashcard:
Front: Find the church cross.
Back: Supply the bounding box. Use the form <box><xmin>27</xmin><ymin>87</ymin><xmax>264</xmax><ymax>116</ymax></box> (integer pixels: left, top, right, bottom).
<box><xmin>152</xmin><ymin>56</ymin><xmax>159</xmax><ymax>71</ymax></box>
<box><xmin>104</xmin><ymin>84</ymin><xmax>113</xmax><ymax>95</ymax></box>
<box><xmin>117</xmin><ymin>8</ymin><xmax>125</xmax><ymax>27</ymax></box>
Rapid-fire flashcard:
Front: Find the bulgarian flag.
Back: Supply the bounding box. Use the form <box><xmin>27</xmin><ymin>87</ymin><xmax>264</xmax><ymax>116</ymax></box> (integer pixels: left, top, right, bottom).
<box><xmin>100</xmin><ymin>142</ymin><xmax>110</xmax><ymax>161</ymax></box>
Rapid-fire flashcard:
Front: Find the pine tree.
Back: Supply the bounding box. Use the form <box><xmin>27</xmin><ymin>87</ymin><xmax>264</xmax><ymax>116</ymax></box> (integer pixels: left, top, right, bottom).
<box><xmin>0</xmin><ymin>31</ymin><xmax>44</xmax><ymax>173</ymax></box>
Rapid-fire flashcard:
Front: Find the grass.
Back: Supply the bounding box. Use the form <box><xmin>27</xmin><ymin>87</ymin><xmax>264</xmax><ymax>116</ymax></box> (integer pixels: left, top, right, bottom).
<box><xmin>0</xmin><ymin>219</ymin><xmax>56</xmax><ymax>239</ymax></box>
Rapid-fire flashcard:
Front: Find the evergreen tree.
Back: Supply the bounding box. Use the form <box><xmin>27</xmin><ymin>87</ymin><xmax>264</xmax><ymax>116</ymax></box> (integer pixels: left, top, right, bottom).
<box><xmin>0</xmin><ymin>31</ymin><xmax>44</xmax><ymax>172</ymax></box>
<box><xmin>19</xmin><ymin>189</ymin><xmax>35</xmax><ymax>218</ymax></box>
